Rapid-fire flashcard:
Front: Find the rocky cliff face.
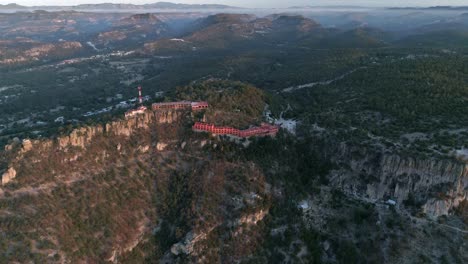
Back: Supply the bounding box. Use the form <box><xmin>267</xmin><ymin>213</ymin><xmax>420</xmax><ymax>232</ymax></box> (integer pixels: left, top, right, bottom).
<box><xmin>330</xmin><ymin>145</ymin><xmax>468</xmax><ymax>218</ymax></box>
<box><xmin>4</xmin><ymin>110</ymin><xmax>179</xmax><ymax>158</ymax></box>
<box><xmin>54</xmin><ymin>110</ymin><xmax>179</xmax><ymax>149</ymax></box>
<box><xmin>0</xmin><ymin>109</ymin><xmax>270</xmax><ymax>263</ymax></box>
<box><xmin>1</xmin><ymin>167</ymin><xmax>16</xmax><ymax>185</ymax></box>
<box><xmin>1</xmin><ymin>110</ymin><xmax>184</xmax><ymax>188</ymax></box>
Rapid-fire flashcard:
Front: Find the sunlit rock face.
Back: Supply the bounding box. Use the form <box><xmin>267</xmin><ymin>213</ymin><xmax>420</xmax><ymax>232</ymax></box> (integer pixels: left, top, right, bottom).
<box><xmin>0</xmin><ymin>109</ymin><xmax>184</xmax><ymax>187</ymax></box>
<box><xmin>1</xmin><ymin>167</ymin><xmax>16</xmax><ymax>185</ymax></box>
<box><xmin>330</xmin><ymin>145</ymin><xmax>468</xmax><ymax>218</ymax></box>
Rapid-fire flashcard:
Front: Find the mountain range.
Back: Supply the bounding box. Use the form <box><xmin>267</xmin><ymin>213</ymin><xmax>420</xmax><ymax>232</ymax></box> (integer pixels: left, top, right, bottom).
<box><xmin>0</xmin><ymin>5</ymin><xmax>467</xmax><ymax>263</ymax></box>
<box><xmin>389</xmin><ymin>6</ymin><xmax>468</xmax><ymax>10</ymax></box>
<box><xmin>0</xmin><ymin>2</ymin><xmax>239</xmax><ymax>11</ymax></box>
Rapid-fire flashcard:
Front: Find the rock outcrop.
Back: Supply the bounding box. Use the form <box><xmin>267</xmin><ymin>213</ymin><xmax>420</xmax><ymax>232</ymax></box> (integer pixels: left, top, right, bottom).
<box><xmin>237</xmin><ymin>209</ymin><xmax>268</xmax><ymax>225</ymax></box>
<box><xmin>0</xmin><ymin>109</ymin><xmax>184</xmax><ymax>186</ymax></box>
<box><xmin>1</xmin><ymin>167</ymin><xmax>16</xmax><ymax>185</ymax></box>
<box><xmin>423</xmin><ymin>196</ymin><xmax>466</xmax><ymax>217</ymax></box>
<box><xmin>21</xmin><ymin>139</ymin><xmax>33</xmax><ymax>152</ymax></box>
<box><xmin>171</xmin><ymin>231</ymin><xmax>207</xmax><ymax>256</ymax></box>
<box><xmin>156</xmin><ymin>142</ymin><xmax>167</xmax><ymax>151</ymax></box>
<box><xmin>7</xmin><ymin>110</ymin><xmax>182</xmax><ymax>155</ymax></box>
<box><xmin>330</xmin><ymin>145</ymin><xmax>468</xmax><ymax>218</ymax></box>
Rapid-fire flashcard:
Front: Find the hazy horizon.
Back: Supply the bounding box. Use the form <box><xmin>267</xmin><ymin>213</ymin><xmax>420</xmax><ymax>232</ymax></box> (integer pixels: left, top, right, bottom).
<box><xmin>2</xmin><ymin>0</ymin><xmax>468</xmax><ymax>8</ymax></box>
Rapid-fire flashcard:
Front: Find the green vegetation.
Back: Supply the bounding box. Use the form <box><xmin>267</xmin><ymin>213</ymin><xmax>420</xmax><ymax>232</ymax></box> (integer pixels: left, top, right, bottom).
<box><xmin>455</xmin><ymin>200</ymin><xmax>468</xmax><ymax>225</ymax></box>
<box><xmin>243</xmin><ymin>132</ymin><xmax>334</xmax><ymax>190</ymax></box>
<box><xmin>396</xmin><ymin>30</ymin><xmax>468</xmax><ymax>49</ymax></box>
<box><xmin>176</xmin><ymin>79</ymin><xmax>266</xmax><ymax>128</ymax></box>
<box><xmin>289</xmin><ymin>53</ymin><xmax>468</xmax><ymax>156</ymax></box>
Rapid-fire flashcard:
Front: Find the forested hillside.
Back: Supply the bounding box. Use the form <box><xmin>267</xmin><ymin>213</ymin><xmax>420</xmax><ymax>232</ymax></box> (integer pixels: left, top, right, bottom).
<box><xmin>0</xmin><ymin>6</ymin><xmax>467</xmax><ymax>264</ymax></box>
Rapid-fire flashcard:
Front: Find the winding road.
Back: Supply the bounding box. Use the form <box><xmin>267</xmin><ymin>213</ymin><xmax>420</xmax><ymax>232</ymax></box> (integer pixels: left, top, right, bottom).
<box><xmin>280</xmin><ymin>66</ymin><xmax>367</xmax><ymax>93</ymax></box>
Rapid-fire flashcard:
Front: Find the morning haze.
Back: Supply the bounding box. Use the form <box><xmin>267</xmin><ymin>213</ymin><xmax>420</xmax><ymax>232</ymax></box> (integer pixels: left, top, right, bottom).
<box><xmin>7</xmin><ymin>0</ymin><xmax>468</xmax><ymax>8</ymax></box>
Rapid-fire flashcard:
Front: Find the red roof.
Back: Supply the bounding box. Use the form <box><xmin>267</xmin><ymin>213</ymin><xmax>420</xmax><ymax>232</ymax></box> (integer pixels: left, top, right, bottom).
<box><xmin>193</xmin><ymin>122</ymin><xmax>279</xmax><ymax>138</ymax></box>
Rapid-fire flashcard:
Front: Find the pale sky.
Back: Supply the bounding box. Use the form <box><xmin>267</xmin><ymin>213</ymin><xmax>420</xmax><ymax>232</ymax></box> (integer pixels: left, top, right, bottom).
<box><xmin>2</xmin><ymin>0</ymin><xmax>468</xmax><ymax>8</ymax></box>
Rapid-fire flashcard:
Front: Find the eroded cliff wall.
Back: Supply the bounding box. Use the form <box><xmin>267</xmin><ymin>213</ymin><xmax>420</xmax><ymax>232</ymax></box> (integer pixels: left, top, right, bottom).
<box><xmin>330</xmin><ymin>145</ymin><xmax>468</xmax><ymax>218</ymax></box>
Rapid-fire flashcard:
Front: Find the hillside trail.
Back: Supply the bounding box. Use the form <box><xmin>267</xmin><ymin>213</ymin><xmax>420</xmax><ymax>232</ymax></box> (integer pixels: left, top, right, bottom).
<box><xmin>280</xmin><ymin>66</ymin><xmax>367</xmax><ymax>93</ymax></box>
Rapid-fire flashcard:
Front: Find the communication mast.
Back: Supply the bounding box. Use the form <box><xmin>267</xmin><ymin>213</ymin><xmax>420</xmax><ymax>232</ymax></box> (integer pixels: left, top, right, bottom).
<box><xmin>138</xmin><ymin>86</ymin><xmax>143</xmax><ymax>105</ymax></box>
<box><xmin>125</xmin><ymin>85</ymin><xmax>147</xmax><ymax>119</ymax></box>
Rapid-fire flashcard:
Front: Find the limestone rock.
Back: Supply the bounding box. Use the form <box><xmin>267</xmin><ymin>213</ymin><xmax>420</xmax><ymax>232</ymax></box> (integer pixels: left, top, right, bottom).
<box><xmin>138</xmin><ymin>145</ymin><xmax>150</xmax><ymax>153</ymax></box>
<box><xmin>423</xmin><ymin>194</ymin><xmax>467</xmax><ymax>219</ymax></box>
<box><xmin>2</xmin><ymin>167</ymin><xmax>17</xmax><ymax>185</ymax></box>
<box><xmin>171</xmin><ymin>232</ymin><xmax>195</xmax><ymax>256</ymax></box>
<box><xmin>330</xmin><ymin>144</ymin><xmax>468</xmax><ymax>218</ymax></box>
<box><xmin>21</xmin><ymin>139</ymin><xmax>33</xmax><ymax>152</ymax></box>
<box><xmin>156</xmin><ymin>142</ymin><xmax>168</xmax><ymax>151</ymax></box>
<box><xmin>58</xmin><ymin>125</ymin><xmax>104</xmax><ymax>149</ymax></box>
<box><xmin>170</xmin><ymin>230</ymin><xmax>213</xmax><ymax>256</ymax></box>
<box><xmin>238</xmin><ymin>209</ymin><xmax>268</xmax><ymax>225</ymax></box>
<box><xmin>0</xmin><ymin>109</ymin><xmax>184</xmax><ymax>188</ymax></box>
<box><xmin>423</xmin><ymin>198</ymin><xmax>451</xmax><ymax>218</ymax></box>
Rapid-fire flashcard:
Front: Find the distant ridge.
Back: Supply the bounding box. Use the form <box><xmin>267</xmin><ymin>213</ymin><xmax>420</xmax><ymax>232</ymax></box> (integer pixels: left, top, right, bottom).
<box><xmin>287</xmin><ymin>5</ymin><xmax>468</xmax><ymax>10</ymax></box>
<box><xmin>0</xmin><ymin>2</ymin><xmax>240</xmax><ymax>11</ymax></box>
<box><xmin>388</xmin><ymin>6</ymin><xmax>468</xmax><ymax>10</ymax></box>
<box><xmin>288</xmin><ymin>5</ymin><xmax>366</xmax><ymax>9</ymax></box>
<box><xmin>0</xmin><ymin>3</ymin><xmax>27</xmax><ymax>9</ymax></box>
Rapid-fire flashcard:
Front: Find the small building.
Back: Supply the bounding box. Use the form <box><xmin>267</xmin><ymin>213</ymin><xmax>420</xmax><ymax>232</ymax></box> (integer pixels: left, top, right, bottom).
<box><xmin>152</xmin><ymin>101</ymin><xmax>192</xmax><ymax>111</ymax></box>
<box><xmin>152</xmin><ymin>101</ymin><xmax>209</xmax><ymax>111</ymax></box>
<box><xmin>192</xmin><ymin>122</ymin><xmax>279</xmax><ymax>138</ymax></box>
<box><xmin>125</xmin><ymin>106</ymin><xmax>147</xmax><ymax>118</ymax></box>
<box><xmin>191</xmin><ymin>101</ymin><xmax>209</xmax><ymax>110</ymax></box>
<box><xmin>239</xmin><ymin>123</ymin><xmax>279</xmax><ymax>137</ymax></box>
